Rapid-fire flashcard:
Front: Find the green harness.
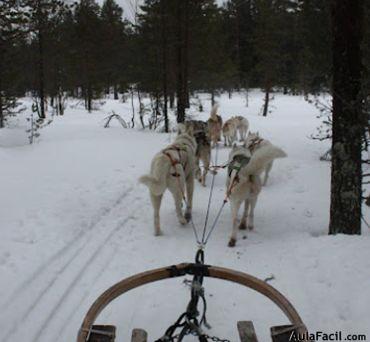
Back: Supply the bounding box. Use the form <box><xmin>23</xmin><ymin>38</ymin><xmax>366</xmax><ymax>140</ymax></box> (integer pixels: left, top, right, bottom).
<box><xmin>228</xmin><ymin>154</ymin><xmax>251</xmax><ymax>177</ymax></box>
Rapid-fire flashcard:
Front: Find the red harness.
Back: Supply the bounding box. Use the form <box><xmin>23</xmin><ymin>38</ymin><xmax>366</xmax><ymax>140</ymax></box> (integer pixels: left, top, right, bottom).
<box><xmin>163</xmin><ymin>146</ymin><xmax>187</xmax><ymax>177</ymax></box>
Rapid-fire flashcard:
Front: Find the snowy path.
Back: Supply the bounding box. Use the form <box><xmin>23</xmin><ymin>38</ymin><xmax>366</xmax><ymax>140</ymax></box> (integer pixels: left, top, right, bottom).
<box><xmin>2</xmin><ymin>186</ymin><xmax>139</xmax><ymax>342</ymax></box>
<box><xmin>0</xmin><ymin>92</ymin><xmax>369</xmax><ymax>342</ymax></box>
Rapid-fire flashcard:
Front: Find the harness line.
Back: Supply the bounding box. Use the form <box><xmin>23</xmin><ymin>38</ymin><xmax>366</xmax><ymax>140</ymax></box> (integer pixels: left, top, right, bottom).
<box><xmin>200</xmin><ymin>142</ymin><xmax>220</xmax><ymax>244</ymax></box>
<box><xmin>157</xmin><ymin>139</ymin><xmax>237</xmax><ymax>342</ymax></box>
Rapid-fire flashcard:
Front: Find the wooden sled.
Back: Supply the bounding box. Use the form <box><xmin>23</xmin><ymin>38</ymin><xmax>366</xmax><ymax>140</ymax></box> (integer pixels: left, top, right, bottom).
<box><xmin>77</xmin><ymin>263</ymin><xmax>307</xmax><ymax>342</ymax></box>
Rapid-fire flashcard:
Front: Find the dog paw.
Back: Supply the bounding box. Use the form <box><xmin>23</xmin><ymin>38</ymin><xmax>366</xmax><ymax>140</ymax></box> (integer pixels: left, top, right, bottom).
<box><xmin>154</xmin><ymin>230</ymin><xmax>163</xmax><ymax>236</ymax></box>
<box><xmin>239</xmin><ymin>222</ymin><xmax>247</xmax><ymax>230</ymax></box>
<box><xmin>228</xmin><ymin>238</ymin><xmax>236</xmax><ymax>247</ymax></box>
<box><xmin>179</xmin><ymin>216</ymin><xmax>187</xmax><ymax>225</ymax></box>
<box><xmin>184</xmin><ymin>212</ymin><xmax>192</xmax><ymax>222</ymax></box>
<box><xmin>248</xmin><ymin>224</ymin><xmax>254</xmax><ymax>231</ymax></box>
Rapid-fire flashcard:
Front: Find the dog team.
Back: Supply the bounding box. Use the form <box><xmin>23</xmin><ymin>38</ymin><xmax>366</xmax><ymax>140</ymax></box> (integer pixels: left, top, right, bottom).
<box><xmin>139</xmin><ymin>104</ymin><xmax>286</xmax><ymax>247</ymax></box>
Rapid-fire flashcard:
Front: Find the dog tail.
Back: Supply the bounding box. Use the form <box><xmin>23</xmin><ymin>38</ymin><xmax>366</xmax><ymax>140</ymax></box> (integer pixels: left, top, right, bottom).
<box><xmin>139</xmin><ymin>155</ymin><xmax>171</xmax><ymax>196</ymax></box>
<box><xmin>243</xmin><ymin>144</ymin><xmax>287</xmax><ymax>176</ymax></box>
<box><xmin>210</xmin><ymin>104</ymin><xmax>219</xmax><ymax>118</ymax></box>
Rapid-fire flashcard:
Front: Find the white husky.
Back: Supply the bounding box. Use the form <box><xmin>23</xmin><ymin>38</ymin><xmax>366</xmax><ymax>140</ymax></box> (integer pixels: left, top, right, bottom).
<box><xmin>226</xmin><ymin>143</ymin><xmax>286</xmax><ymax>247</ymax></box>
<box><xmin>233</xmin><ymin>116</ymin><xmax>249</xmax><ymax>141</ymax></box>
<box><xmin>245</xmin><ymin>132</ymin><xmax>275</xmax><ymax>186</ymax></box>
<box><xmin>222</xmin><ymin>118</ymin><xmax>238</xmax><ymax>146</ymax></box>
<box><xmin>222</xmin><ymin>116</ymin><xmax>249</xmax><ymax>146</ymax></box>
<box><xmin>139</xmin><ymin>125</ymin><xmax>197</xmax><ymax>236</ymax></box>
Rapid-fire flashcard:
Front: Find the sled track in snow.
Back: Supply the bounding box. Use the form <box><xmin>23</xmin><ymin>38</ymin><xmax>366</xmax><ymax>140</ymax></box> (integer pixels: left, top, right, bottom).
<box><xmin>2</xmin><ymin>185</ymin><xmax>134</xmax><ymax>310</ymax></box>
<box><xmin>53</xmin><ymin>244</ymin><xmax>118</xmax><ymax>342</ymax></box>
<box><xmin>1</xmin><ymin>186</ymin><xmax>139</xmax><ymax>342</ymax></box>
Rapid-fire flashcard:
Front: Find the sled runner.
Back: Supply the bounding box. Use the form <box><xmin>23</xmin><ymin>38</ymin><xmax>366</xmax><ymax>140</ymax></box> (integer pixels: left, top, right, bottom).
<box><xmin>77</xmin><ymin>257</ymin><xmax>307</xmax><ymax>342</ymax></box>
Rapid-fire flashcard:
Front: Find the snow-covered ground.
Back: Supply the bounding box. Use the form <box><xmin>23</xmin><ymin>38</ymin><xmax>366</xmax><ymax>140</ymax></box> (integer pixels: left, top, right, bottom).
<box><xmin>0</xmin><ymin>91</ymin><xmax>369</xmax><ymax>342</ymax></box>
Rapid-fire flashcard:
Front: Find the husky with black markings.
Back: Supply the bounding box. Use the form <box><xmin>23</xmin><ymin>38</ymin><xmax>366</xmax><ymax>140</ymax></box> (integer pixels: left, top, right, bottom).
<box><xmin>139</xmin><ymin>124</ymin><xmax>197</xmax><ymax>236</ymax></box>
<box><xmin>185</xmin><ymin>120</ymin><xmax>211</xmax><ymax>187</ymax></box>
<box><xmin>226</xmin><ymin>143</ymin><xmax>287</xmax><ymax>247</ymax></box>
<box><xmin>207</xmin><ymin>104</ymin><xmax>223</xmax><ymax>147</ymax></box>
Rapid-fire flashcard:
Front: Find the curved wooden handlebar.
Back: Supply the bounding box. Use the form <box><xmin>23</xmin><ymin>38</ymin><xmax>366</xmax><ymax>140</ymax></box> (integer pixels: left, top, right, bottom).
<box><xmin>77</xmin><ymin>263</ymin><xmax>306</xmax><ymax>342</ymax></box>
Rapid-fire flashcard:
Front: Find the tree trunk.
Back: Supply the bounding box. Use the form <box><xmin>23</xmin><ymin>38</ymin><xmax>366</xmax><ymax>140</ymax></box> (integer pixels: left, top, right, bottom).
<box><xmin>161</xmin><ymin>0</ymin><xmax>169</xmax><ymax>133</ymax></box>
<box><xmin>211</xmin><ymin>90</ymin><xmax>215</xmax><ymax>106</ymax></box>
<box><xmin>87</xmin><ymin>82</ymin><xmax>92</xmax><ymax>112</ymax></box>
<box><xmin>130</xmin><ymin>87</ymin><xmax>135</xmax><ymax>128</ymax></box>
<box><xmin>262</xmin><ymin>85</ymin><xmax>270</xmax><ymax>117</ymax></box>
<box><xmin>169</xmin><ymin>92</ymin><xmax>175</xmax><ymax>109</ymax></box>
<box><xmin>114</xmin><ymin>84</ymin><xmax>119</xmax><ymax>100</ymax></box>
<box><xmin>183</xmin><ymin>0</ymin><xmax>190</xmax><ymax>109</ymax></box>
<box><xmin>0</xmin><ymin>92</ymin><xmax>4</xmax><ymax>128</ymax></box>
<box><xmin>329</xmin><ymin>0</ymin><xmax>364</xmax><ymax>235</ymax></box>
<box><xmin>38</xmin><ymin>28</ymin><xmax>46</xmax><ymax>119</ymax></box>
<box><xmin>176</xmin><ymin>0</ymin><xmax>185</xmax><ymax>123</ymax></box>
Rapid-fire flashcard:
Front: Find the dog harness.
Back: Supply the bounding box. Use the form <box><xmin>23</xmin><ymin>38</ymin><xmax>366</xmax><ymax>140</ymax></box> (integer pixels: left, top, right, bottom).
<box><xmin>248</xmin><ymin>137</ymin><xmax>264</xmax><ymax>153</ymax></box>
<box><xmin>228</xmin><ymin>154</ymin><xmax>251</xmax><ymax>177</ymax></box>
<box><xmin>226</xmin><ymin>154</ymin><xmax>252</xmax><ymax>198</ymax></box>
<box><xmin>162</xmin><ymin>145</ymin><xmax>188</xmax><ymax>178</ymax></box>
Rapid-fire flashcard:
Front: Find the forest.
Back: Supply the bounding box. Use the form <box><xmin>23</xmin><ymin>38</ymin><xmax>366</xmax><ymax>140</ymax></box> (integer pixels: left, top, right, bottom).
<box><xmin>1</xmin><ymin>0</ymin><xmax>368</xmax><ymax>123</ymax></box>
<box><xmin>0</xmin><ymin>1</ymin><xmax>370</xmax><ymax>340</ymax></box>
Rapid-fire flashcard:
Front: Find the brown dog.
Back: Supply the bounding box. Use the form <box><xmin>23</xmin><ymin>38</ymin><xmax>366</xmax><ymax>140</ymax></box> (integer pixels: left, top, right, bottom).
<box><xmin>207</xmin><ymin>105</ymin><xmax>223</xmax><ymax>147</ymax></box>
<box><xmin>185</xmin><ymin>120</ymin><xmax>211</xmax><ymax>186</ymax></box>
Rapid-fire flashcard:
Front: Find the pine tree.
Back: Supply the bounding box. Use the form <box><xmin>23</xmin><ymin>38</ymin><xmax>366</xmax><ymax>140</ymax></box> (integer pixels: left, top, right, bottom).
<box><xmin>253</xmin><ymin>0</ymin><xmax>281</xmax><ymax>116</ymax></box>
<box><xmin>297</xmin><ymin>0</ymin><xmax>331</xmax><ymax>94</ymax></box>
<box><xmin>24</xmin><ymin>0</ymin><xmax>65</xmax><ymax>118</ymax></box>
<box><xmin>329</xmin><ymin>0</ymin><xmax>364</xmax><ymax>235</ymax></box>
<box><xmin>223</xmin><ymin>0</ymin><xmax>255</xmax><ymax>88</ymax></box>
<box><xmin>0</xmin><ymin>0</ymin><xmax>27</xmax><ymax>127</ymax></box>
<box><xmin>190</xmin><ymin>1</ymin><xmax>237</xmax><ymax>102</ymax></box>
<box><xmin>73</xmin><ymin>0</ymin><xmax>103</xmax><ymax>112</ymax></box>
<box><xmin>100</xmin><ymin>0</ymin><xmax>126</xmax><ymax>99</ymax></box>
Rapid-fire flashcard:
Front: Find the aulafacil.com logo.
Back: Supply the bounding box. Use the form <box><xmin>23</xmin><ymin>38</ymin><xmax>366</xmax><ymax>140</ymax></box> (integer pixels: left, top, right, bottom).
<box><xmin>289</xmin><ymin>331</ymin><xmax>367</xmax><ymax>341</ymax></box>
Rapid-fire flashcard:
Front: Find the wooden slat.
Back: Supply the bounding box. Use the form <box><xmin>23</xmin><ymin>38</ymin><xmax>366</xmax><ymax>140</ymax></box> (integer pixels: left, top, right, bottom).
<box><xmin>237</xmin><ymin>321</ymin><xmax>258</xmax><ymax>342</ymax></box>
<box><xmin>131</xmin><ymin>328</ymin><xmax>148</xmax><ymax>342</ymax></box>
<box><xmin>87</xmin><ymin>325</ymin><xmax>116</xmax><ymax>342</ymax></box>
<box><xmin>271</xmin><ymin>325</ymin><xmax>303</xmax><ymax>342</ymax></box>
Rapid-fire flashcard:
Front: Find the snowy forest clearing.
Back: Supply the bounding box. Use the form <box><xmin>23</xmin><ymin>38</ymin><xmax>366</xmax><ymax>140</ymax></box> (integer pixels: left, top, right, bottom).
<box><xmin>0</xmin><ymin>92</ymin><xmax>369</xmax><ymax>342</ymax></box>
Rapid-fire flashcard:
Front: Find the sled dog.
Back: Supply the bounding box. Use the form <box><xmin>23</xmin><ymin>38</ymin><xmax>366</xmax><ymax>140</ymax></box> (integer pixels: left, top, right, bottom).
<box><xmin>222</xmin><ymin>118</ymin><xmax>238</xmax><ymax>147</ymax></box>
<box><xmin>139</xmin><ymin>125</ymin><xmax>197</xmax><ymax>236</ymax></box>
<box><xmin>223</xmin><ymin>116</ymin><xmax>249</xmax><ymax>146</ymax></box>
<box><xmin>207</xmin><ymin>105</ymin><xmax>223</xmax><ymax>147</ymax></box>
<box><xmin>185</xmin><ymin>120</ymin><xmax>211</xmax><ymax>186</ymax></box>
<box><xmin>226</xmin><ymin>143</ymin><xmax>286</xmax><ymax>247</ymax></box>
<box><xmin>233</xmin><ymin>115</ymin><xmax>249</xmax><ymax>141</ymax></box>
<box><xmin>245</xmin><ymin>132</ymin><xmax>277</xmax><ymax>186</ymax></box>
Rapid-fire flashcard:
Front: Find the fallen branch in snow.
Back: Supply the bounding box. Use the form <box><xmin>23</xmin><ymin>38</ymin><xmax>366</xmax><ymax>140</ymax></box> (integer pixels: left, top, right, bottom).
<box><xmin>264</xmin><ymin>275</ymin><xmax>275</xmax><ymax>283</ymax></box>
<box><xmin>362</xmin><ymin>215</ymin><xmax>370</xmax><ymax>229</ymax></box>
<box><xmin>104</xmin><ymin>112</ymin><xmax>128</xmax><ymax>128</ymax></box>
<box><xmin>320</xmin><ymin>149</ymin><xmax>332</xmax><ymax>161</ymax></box>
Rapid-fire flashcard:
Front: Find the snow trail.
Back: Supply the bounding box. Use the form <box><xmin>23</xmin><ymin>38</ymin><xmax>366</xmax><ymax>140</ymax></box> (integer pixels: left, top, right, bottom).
<box><xmin>0</xmin><ymin>92</ymin><xmax>369</xmax><ymax>342</ymax></box>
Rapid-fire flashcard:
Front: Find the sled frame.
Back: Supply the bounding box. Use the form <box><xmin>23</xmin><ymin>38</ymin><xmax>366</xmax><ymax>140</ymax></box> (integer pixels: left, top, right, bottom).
<box><xmin>77</xmin><ymin>263</ymin><xmax>307</xmax><ymax>342</ymax></box>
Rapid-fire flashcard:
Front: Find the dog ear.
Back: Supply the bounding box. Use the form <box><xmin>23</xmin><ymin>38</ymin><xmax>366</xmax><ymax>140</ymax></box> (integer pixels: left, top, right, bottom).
<box><xmin>177</xmin><ymin>123</ymin><xmax>186</xmax><ymax>135</ymax></box>
<box><xmin>185</xmin><ymin>124</ymin><xmax>194</xmax><ymax>136</ymax></box>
